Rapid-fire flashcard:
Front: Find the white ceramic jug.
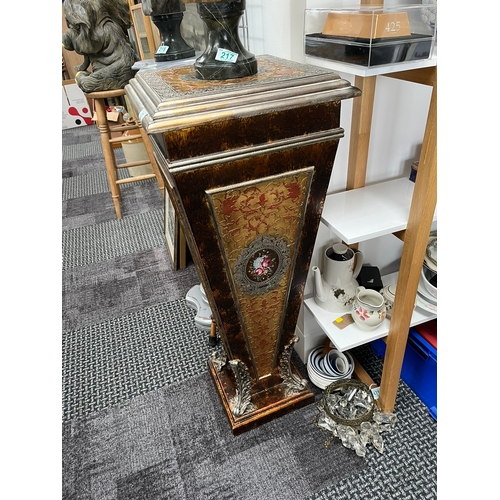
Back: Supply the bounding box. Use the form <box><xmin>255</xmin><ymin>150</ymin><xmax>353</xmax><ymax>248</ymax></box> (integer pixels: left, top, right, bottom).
<box><xmin>313</xmin><ymin>243</ymin><xmax>363</xmax><ymax>312</ymax></box>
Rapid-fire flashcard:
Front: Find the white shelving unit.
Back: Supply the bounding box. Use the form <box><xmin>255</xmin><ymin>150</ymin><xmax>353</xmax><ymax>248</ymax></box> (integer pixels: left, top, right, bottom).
<box><xmin>304</xmin><ymin>54</ymin><xmax>437</xmax><ymax>79</ymax></box>
<box><xmin>300</xmin><ymin>7</ymin><xmax>437</xmax><ymax>412</ymax></box>
<box><xmin>308</xmin><ymin>175</ymin><xmax>437</xmax><ymax>352</ymax></box>
<box><xmin>321</xmin><ymin>177</ymin><xmax>437</xmax><ymax>244</ymax></box>
<box><xmin>304</xmin><ymin>271</ymin><xmax>436</xmax><ymax>352</ymax></box>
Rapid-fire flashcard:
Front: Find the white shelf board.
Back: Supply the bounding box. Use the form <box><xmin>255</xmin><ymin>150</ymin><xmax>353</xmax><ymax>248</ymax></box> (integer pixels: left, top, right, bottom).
<box><xmin>304</xmin><ymin>54</ymin><xmax>437</xmax><ymax>78</ymax></box>
<box><xmin>320</xmin><ymin>177</ymin><xmax>437</xmax><ymax>244</ymax></box>
<box><xmin>303</xmin><ymin>272</ymin><xmax>436</xmax><ymax>352</ymax></box>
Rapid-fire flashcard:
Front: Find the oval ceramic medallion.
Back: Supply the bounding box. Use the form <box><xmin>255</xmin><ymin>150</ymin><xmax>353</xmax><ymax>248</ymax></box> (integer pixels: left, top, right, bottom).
<box><xmin>246</xmin><ymin>248</ymin><xmax>279</xmax><ymax>282</ymax></box>
<box><xmin>234</xmin><ymin>235</ymin><xmax>290</xmax><ymax>295</ymax></box>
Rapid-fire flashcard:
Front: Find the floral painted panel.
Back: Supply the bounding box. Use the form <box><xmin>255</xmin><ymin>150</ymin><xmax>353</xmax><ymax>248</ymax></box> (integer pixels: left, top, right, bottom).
<box><xmin>206</xmin><ymin>167</ymin><xmax>313</xmax><ymax>378</ymax></box>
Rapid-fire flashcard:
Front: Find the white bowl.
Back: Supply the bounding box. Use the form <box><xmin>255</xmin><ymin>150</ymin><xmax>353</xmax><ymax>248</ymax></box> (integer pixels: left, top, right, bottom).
<box><xmin>322</xmin><ymin>349</ymin><xmax>349</xmax><ymax>376</ymax></box>
<box><xmin>307</xmin><ymin>347</ymin><xmax>355</xmax><ymax>389</ymax></box>
<box><xmin>309</xmin><ymin>348</ymin><xmax>334</xmax><ymax>377</ymax></box>
<box><xmin>421</xmin><ymin>265</ymin><xmax>437</xmax><ymax>299</ymax></box>
<box><xmin>307</xmin><ymin>364</ymin><xmax>330</xmax><ymax>390</ymax></box>
<box><xmin>308</xmin><ymin>347</ymin><xmax>325</xmax><ymax>372</ymax></box>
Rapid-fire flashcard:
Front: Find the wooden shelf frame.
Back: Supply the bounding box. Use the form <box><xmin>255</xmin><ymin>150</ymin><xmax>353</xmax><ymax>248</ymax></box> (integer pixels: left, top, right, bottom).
<box><xmin>304</xmin><ymin>0</ymin><xmax>438</xmax><ymax>412</ymax></box>
<box><xmin>347</xmin><ymin>65</ymin><xmax>437</xmax><ymax>412</ymax></box>
<box><xmin>128</xmin><ymin>0</ymin><xmax>161</xmax><ymax>60</ymax></box>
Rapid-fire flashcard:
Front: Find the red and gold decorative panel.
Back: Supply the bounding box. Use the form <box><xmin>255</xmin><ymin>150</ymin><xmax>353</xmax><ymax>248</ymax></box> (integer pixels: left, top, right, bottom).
<box><xmin>207</xmin><ymin>168</ymin><xmax>313</xmax><ymax>378</ymax></box>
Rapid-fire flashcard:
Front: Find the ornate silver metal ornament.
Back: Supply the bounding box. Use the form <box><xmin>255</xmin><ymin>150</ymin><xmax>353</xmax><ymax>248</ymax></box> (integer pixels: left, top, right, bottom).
<box><xmin>228</xmin><ymin>359</ymin><xmax>256</xmax><ymax>417</ymax></box>
<box><xmin>210</xmin><ymin>350</ymin><xmax>227</xmax><ymax>372</ymax></box>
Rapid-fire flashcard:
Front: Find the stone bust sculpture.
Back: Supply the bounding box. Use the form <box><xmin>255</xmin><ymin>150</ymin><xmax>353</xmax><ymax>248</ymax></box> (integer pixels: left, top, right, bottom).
<box><xmin>62</xmin><ymin>0</ymin><xmax>138</xmax><ymax>93</ymax></box>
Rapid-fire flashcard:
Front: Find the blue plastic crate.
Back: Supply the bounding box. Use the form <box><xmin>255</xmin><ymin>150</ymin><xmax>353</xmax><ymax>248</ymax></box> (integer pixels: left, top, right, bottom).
<box><xmin>371</xmin><ymin>327</ymin><xmax>437</xmax><ymax>420</ymax></box>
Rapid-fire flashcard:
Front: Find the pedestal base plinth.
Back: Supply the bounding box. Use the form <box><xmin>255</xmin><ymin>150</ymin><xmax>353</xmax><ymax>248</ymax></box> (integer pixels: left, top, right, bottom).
<box><xmin>208</xmin><ymin>357</ymin><xmax>315</xmax><ymax>435</ymax></box>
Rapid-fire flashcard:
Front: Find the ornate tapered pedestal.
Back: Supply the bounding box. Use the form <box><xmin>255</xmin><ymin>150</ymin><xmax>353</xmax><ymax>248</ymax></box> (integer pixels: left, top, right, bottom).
<box><xmin>126</xmin><ymin>55</ymin><xmax>360</xmax><ymax>434</ymax></box>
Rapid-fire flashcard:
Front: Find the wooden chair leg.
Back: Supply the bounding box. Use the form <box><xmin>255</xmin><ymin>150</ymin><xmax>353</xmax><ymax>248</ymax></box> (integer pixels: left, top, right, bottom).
<box><xmin>93</xmin><ymin>97</ymin><xmax>122</xmax><ymax>219</ymax></box>
<box><xmin>138</xmin><ymin>124</ymin><xmax>165</xmax><ymax>197</ymax></box>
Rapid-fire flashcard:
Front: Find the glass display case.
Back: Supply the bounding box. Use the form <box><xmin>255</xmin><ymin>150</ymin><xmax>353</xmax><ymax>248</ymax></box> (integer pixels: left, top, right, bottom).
<box><xmin>304</xmin><ymin>3</ymin><xmax>436</xmax><ymax>68</ymax></box>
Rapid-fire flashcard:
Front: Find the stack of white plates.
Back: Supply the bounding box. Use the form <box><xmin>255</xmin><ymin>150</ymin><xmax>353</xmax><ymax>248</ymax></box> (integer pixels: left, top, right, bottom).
<box><xmin>307</xmin><ymin>346</ymin><xmax>355</xmax><ymax>390</ymax></box>
<box><xmin>416</xmin><ymin>234</ymin><xmax>437</xmax><ymax>313</ymax></box>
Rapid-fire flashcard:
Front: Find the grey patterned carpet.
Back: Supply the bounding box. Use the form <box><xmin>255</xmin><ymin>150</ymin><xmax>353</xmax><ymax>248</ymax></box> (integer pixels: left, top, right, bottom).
<box><xmin>62</xmin><ymin>124</ymin><xmax>437</xmax><ymax>499</ymax></box>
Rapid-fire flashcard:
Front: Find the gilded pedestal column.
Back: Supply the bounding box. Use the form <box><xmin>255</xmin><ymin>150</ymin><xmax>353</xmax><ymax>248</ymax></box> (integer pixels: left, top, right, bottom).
<box><xmin>126</xmin><ymin>55</ymin><xmax>360</xmax><ymax>434</ymax></box>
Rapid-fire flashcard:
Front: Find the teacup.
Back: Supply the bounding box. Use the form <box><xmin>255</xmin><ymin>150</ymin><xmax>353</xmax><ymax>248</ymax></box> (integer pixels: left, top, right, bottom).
<box><xmin>351</xmin><ymin>286</ymin><xmax>387</xmax><ymax>331</ymax></box>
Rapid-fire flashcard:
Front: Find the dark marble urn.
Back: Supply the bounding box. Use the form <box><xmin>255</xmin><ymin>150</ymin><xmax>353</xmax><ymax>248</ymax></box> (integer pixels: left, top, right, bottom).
<box><xmin>142</xmin><ymin>0</ymin><xmax>195</xmax><ymax>61</ymax></box>
<box><xmin>183</xmin><ymin>0</ymin><xmax>257</xmax><ymax>80</ymax></box>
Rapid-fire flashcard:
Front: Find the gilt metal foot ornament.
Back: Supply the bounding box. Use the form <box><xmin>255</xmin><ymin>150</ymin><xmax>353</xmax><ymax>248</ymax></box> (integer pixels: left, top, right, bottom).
<box><xmin>228</xmin><ymin>359</ymin><xmax>256</xmax><ymax>417</ymax></box>
<box><xmin>210</xmin><ymin>350</ymin><xmax>227</xmax><ymax>372</ymax></box>
<box><xmin>279</xmin><ymin>336</ymin><xmax>309</xmax><ymax>396</ymax></box>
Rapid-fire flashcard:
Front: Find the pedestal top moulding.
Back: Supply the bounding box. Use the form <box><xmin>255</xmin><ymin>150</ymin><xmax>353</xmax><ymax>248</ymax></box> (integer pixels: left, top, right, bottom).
<box><xmin>126</xmin><ymin>54</ymin><xmax>360</xmax><ymax>434</ymax></box>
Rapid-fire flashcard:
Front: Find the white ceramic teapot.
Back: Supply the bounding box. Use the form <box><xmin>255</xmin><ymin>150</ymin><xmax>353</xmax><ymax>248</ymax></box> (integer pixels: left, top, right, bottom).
<box><xmin>313</xmin><ymin>243</ymin><xmax>363</xmax><ymax>312</ymax></box>
<box><xmin>351</xmin><ymin>286</ymin><xmax>387</xmax><ymax>331</ymax></box>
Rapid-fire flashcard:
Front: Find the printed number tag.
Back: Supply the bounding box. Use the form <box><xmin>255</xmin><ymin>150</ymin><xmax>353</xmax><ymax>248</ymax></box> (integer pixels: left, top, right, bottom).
<box><xmin>215</xmin><ymin>48</ymin><xmax>238</xmax><ymax>63</ymax></box>
<box><xmin>385</xmin><ymin>21</ymin><xmax>401</xmax><ymax>33</ymax></box>
<box><xmin>370</xmin><ymin>385</ymin><xmax>380</xmax><ymax>400</ymax></box>
<box><xmin>156</xmin><ymin>45</ymin><xmax>169</xmax><ymax>55</ymax></box>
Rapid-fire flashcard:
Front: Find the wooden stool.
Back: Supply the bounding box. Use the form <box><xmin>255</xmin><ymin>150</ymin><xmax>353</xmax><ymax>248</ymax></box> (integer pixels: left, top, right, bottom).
<box><xmin>86</xmin><ymin>88</ymin><xmax>165</xmax><ymax>219</ymax></box>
